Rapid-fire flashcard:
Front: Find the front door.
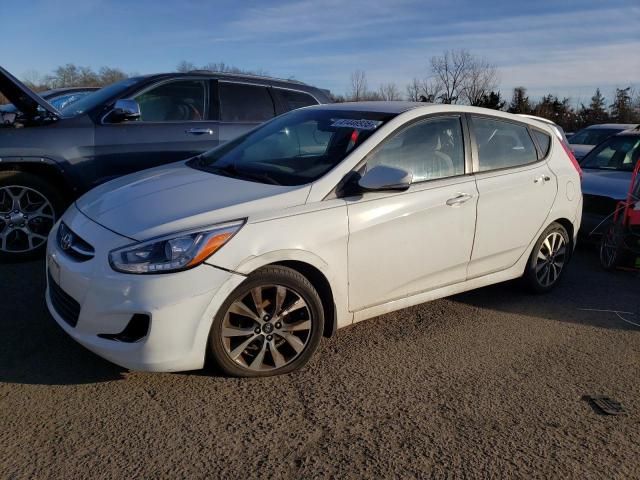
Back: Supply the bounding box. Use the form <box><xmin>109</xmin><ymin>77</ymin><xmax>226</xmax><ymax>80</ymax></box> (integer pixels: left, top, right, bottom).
<box><xmin>346</xmin><ymin>115</ymin><xmax>477</xmax><ymax>311</ymax></box>
<box><xmin>93</xmin><ymin>79</ymin><xmax>220</xmax><ymax>186</ymax></box>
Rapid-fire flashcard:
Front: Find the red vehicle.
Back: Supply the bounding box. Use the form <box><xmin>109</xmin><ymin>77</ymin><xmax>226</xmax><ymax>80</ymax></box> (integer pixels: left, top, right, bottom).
<box><xmin>600</xmin><ymin>158</ymin><xmax>640</xmax><ymax>270</ymax></box>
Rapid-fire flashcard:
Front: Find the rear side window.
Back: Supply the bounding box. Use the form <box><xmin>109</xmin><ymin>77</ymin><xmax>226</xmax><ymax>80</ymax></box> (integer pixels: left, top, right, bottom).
<box><xmin>277</xmin><ymin>89</ymin><xmax>318</xmax><ymax>111</ymax></box>
<box><xmin>532</xmin><ymin>130</ymin><xmax>551</xmax><ymax>158</ymax></box>
<box><xmin>219</xmin><ymin>83</ymin><xmax>275</xmax><ymax>122</ymax></box>
<box><xmin>472</xmin><ymin>117</ymin><xmax>538</xmax><ymax>171</ymax></box>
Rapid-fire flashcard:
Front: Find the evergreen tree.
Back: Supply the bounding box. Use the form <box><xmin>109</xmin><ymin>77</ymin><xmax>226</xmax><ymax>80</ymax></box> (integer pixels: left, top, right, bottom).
<box><xmin>610</xmin><ymin>87</ymin><xmax>635</xmax><ymax>123</ymax></box>
<box><xmin>507</xmin><ymin>87</ymin><xmax>532</xmax><ymax>114</ymax></box>
<box><xmin>474</xmin><ymin>91</ymin><xmax>506</xmax><ymax>110</ymax></box>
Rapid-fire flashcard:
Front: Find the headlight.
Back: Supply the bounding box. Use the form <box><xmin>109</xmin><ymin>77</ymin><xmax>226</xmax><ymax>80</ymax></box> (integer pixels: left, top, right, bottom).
<box><xmin>109</xmin><ymin>220</ymin><xmax>244</xmax><ymax>274</ymax></box>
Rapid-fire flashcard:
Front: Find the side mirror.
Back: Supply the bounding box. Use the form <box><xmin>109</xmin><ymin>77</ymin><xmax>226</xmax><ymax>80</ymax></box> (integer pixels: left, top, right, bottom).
<box><xmin>111</xmin><ymin>99</ymin><xmax>141</xmax><ymax>122</ymax></box>
<box><xmin>357</xmin><ymin>165</ymin><xmax>412</xmax><ymax>192</ymax></box>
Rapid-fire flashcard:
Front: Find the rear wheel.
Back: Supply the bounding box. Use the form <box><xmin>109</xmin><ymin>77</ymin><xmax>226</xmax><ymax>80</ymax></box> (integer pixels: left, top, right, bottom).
<box><xmin>524</xmin><ymin>222</ymin><xmax>570</xmax><ymax>293</ymax></box>
<box><xmin>0</xmin><ymin>171</ymin><xmax>63</xmax><ymax>262</ymax></box>
<box><xmin>209</xmin><ymin>266</ymin><xmax>324</xmax><ymax>377</ymax></box>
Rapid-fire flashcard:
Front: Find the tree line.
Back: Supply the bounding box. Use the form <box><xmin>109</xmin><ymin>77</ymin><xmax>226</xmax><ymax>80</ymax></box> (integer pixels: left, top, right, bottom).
<box><xmin>338</xmin><ymin>50</ymin><xmax>640</xmax><ymax>131</ymax></box>
<box><xmin>5</xmin><ymin>54</ymin><xmax>639</xmax><ymax>131</ymax></box>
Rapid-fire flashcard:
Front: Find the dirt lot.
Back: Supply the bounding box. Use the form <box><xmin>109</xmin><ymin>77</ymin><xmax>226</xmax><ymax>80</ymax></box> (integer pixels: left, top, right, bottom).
<box><xmin>0</xmin><ymin>247</ymin><xmax>639</xmax><ymax>479</ymax></box>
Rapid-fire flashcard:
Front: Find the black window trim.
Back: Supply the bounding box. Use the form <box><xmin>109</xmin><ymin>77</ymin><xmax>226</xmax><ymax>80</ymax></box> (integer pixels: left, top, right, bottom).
<box><xmin>467</xmin><ymin>113</ymin><xmax>546</xmax><ymax>174</ymax></box>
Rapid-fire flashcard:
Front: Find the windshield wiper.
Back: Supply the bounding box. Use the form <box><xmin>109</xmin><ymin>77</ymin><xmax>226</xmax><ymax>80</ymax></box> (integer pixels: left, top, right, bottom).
<box><xmin>204</xmin><ymin>162</ymin><xmax>281</xmax><ymax>185</ymax></box>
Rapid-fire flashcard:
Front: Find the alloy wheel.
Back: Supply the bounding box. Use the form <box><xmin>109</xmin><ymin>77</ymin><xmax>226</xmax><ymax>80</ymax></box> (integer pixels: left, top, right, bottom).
<box><xmin>535</xmin><ymin>231</ymin><xmax>566</xmax><ymax>287</ymax></box>
<box><xmin>0</xmin><ymin>185</ymin><xmax>55</xmax><ymax>253</ymax></box>
<box><xmin>221</xmin><ymin>284</ymin><xmax>313</xmax><ymax>372</ymax></box>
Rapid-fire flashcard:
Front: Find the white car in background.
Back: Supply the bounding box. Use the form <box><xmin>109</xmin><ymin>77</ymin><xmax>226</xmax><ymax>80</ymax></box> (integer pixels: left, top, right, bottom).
<box><xmin>46</xmin><ymin>102</ymin><xmax>583</xmax><ymax>377</ymax></box>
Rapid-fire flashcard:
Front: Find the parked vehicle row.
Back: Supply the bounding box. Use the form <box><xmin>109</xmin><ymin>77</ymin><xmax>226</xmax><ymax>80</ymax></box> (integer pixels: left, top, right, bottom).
<box><xmin>0</xmin><ymin>67</ymin><xmax>331</xmax><ymax>259</ymax></box>
<box><xmin>568</xmin><ymin>123</ymin><xmax>638</xmax><ymax>161</ymax></box>
<box><xmin>45</xmin><ymin>102</ymin><xmax>582</xmax><ymax>376</ymax></box>
<box><xmin>580</xmin><ymin>126</ymin><xmax>640</xmax><ymax>237</ymax></box>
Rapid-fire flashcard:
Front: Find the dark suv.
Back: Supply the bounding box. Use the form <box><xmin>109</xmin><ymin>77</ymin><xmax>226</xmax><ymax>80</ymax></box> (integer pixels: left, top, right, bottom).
<box><xmin>0</xmin><ymin>67</ymin><xmax>331</xmax><ymax>259</ymax></box>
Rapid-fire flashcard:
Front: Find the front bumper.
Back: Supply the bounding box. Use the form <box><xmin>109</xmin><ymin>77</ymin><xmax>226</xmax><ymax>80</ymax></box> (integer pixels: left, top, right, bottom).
<box><xmin>45</xmin><ymin>205</ymin><xmax>245</xmax><ymax>372</ymax></box>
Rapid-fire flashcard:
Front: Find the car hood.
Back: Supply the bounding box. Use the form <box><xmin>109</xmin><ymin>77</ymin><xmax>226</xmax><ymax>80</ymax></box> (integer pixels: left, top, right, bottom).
<box><xmin>570</xmin><ymin>144</ymin><xmax>593</xmax><ymax>160</ymax></box>
<box><xmin>76</xmin><ymin>162</ymin><xmax>311</xmax><ymax>240</ymax></box>
<box><xmin>0</xmin><ymin>66</ymin><xmax>60</xmax><ymax>117</ymax></box>
<box><xmin>581</xmin><ymin>169</ymin><xmax>631</xmax><ymax>200</ymax></box>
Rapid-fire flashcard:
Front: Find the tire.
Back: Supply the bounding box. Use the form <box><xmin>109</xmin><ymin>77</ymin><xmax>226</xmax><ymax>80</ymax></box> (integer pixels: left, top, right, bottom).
<box><xmin>524</xmin><ymin>222</ymin><xmax>570</xmax><ymax>293</ymax></box>
<box><xmin>0</xmin><ymin>171</ymin><xmax>64</xmax><ymax>262</ymax></box>
<box><xmin>208</xmin><ymin>266</ymin><xmax>324</xmax><ymax>377</ymax></box>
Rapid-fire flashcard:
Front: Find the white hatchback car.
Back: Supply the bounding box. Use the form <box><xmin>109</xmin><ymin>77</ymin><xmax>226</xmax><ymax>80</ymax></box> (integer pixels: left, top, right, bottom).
<box><xmin>46</xmin><ymin>102</ymin><xmax>583</xmax><ymax>377</ymax></box>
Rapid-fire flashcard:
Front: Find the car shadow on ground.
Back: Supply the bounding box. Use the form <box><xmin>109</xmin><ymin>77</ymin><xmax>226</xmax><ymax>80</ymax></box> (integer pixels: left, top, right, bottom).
<box><xmin>0</xmin><ymin>260</ymin><xmax>126</xmax><ymax>385</ymax></box>
<box><xmin>1</xmin><ymin>247</ymin><xmax>637</xmax><ymax>386</ymax></box>
<box><xmin>450</xmin><ymin>246</ymin><xmax>640</xmax><ymax>331</ymax></box>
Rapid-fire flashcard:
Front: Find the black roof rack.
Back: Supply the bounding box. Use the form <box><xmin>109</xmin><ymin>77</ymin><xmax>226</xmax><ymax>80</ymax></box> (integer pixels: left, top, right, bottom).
<box><xmin>186</xmin><ymin>70</ymin><xmax>307</xmax><ymax>86</ymax></box>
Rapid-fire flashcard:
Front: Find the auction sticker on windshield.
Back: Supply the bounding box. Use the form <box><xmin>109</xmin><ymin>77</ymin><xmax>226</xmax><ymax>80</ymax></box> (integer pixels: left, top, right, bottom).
<box><xmin>330</xmin><ymin>119</ymin><xmax>383</xmax><ymax>130</ymax></box>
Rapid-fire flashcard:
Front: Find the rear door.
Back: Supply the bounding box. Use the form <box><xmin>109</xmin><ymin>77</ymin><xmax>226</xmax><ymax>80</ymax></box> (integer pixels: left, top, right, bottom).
<box><xmin>467</xmin><ymin>115</ymin><xmax>557</xmax><ymax>278</ymax></box>
<box><xmin>217</xmin><ymin>81</ymin><xmax>276</xmax><ymax>144</ymax></box>
<box><xmin>93</xmin><ymin>78</ymin><xmax>220</xmax><ymax>183</ymax></box>
<box><xmin>271</xmin><ymin>87</ymin><xmax>320</xmax><ymax>114</ymax></box>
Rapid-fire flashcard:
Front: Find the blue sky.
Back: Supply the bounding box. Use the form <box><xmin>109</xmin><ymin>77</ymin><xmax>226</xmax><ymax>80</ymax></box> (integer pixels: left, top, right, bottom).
<box><xmin>2</xmin><ymin>0</ymin><xmax>638</xmax><ymax>103</ymax></box>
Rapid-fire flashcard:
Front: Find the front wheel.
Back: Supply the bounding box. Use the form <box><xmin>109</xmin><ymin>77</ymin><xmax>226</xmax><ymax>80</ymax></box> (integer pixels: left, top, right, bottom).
<box><xmin>524</xmin><ymin>222</ymin><xmax>570</xmax><ymax>293</ymax></box>
<box><xmin>0</xmin><ymin>171</ymin><xmax>63</xmax><ymax>262</ymax></box>
<box><xmin>208</xmin><ymin>266</ymin><xmax>324</xmax><ymax>377</ymax></box>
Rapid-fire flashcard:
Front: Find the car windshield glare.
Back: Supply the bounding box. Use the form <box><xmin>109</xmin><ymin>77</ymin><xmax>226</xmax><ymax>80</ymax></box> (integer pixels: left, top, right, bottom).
<box><xmin>190</xmin><ymin>109</ymin><xmax>396</xmax><ymax>186</ymax></box>
<box><xmin>581</xmin><ymin>136</ymin><xmax>640</xmax><ymax>171</ymax></box>
<box><xmin>59</xmin><ymin>77</ymin><xmax>141</xmax><ymax>117</ymax></box>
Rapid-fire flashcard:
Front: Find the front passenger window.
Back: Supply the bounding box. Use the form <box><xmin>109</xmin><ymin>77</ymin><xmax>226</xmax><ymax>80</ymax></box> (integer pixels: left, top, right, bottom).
<box><xmin>134</xmin><ymin>80</ymin><xmax>206</xmax><ymax>122</ymax></box>
<box><xmin>366</xmin><ymin>117</ymin><xmax>465</xmax><ymax>182</ymax></box>
<box><xmin>472</xmin><ymin>117</ymin><xmax>538</xmax><ymax>171</ymax></box>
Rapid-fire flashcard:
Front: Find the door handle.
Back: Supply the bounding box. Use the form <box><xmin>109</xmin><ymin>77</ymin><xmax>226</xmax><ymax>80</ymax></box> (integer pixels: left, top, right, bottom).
<box><xmin>534</xmin><ymin>175</ymin><xmax>551</xmax><ymax>184</ymax></box>
<box><xmin>446</xmin><ymin>193</ymin><xmax>473</xmax><ymax>206</ymax></box>
<box><xmin>186</xmin><ymin>128</ymin><xmax>214</xmax><ymax>135</ymax></box>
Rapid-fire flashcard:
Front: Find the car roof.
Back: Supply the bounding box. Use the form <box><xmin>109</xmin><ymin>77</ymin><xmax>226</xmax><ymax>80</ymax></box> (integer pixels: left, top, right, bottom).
<box><xmin>584</xmin><ymin>123</ymin><xmax>638</xmax><ymax>130</ymax></box>
<box><xmin>131</xmin><ymin>71</ymin><xmax>324</xmax><ymax>93</ymax></box>
<box><xmin>305</xmin><ymin>101</ymin><xmax>426</xmax><ymax>114</ymax></box>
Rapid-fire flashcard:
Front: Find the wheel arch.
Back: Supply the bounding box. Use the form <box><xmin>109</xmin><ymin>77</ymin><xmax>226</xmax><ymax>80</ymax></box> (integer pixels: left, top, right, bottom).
<box><xmin>552</xmin><ymin>217</ymin><xmax>575</xmax><ymax>261</ymax></box>
<box><xmin>0</xmin><ymin>160</ymin><xmax>74</xmax><ymax>204</ymax></box>
<box><xmin>269</xmin><ymin>260</ymin><xmax>337</xmax><ymax>338</ymax></box>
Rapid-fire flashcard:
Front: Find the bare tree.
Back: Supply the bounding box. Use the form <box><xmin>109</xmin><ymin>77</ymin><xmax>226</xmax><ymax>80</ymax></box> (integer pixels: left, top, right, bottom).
<box><xmin>176</xmin><ymin>60</ymin><xmax>197</xmax><ymax>72</ymax></box>
<box><xmin>98</xmin><ymin>67</ymin><xmax>127</xmax><ymax>85</ymax></box>
<box><xmin>405</xmin><ymin>77</ymin><xmax>440</xmax><ymax>102</ymax></box>
<box><xmin>462</xmin><ymin>57</ymin><xmax>498</xmax><ymax>105</ymax></box>
<box><xmin>430</xmin><ymin>50</ymin><xmax>473</xmax><ymax>104</ymax></box>
<box><xmin>406</xmin><ymin>78</ymin><xmax>422</xmax><ymax>101</ymax></box>
<box><xmin>348</xmin><ymin>70</ymin><xmax>368</xmax><ymax>101</ymax></box>
<box><xmin>378</xmin><ymin>82</ymin><xmax>402</xmax><ymax>101</ymax></box>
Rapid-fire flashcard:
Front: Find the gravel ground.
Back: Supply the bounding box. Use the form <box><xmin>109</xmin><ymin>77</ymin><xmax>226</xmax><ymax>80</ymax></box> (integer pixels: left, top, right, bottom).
<box><xmin>1</xmin><ymin>248</ymin><xmax>639</xmax><ymax>479</ymax></box>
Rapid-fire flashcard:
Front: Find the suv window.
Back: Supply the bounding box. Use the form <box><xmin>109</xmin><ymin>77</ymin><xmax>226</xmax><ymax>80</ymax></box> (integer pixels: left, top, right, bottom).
<box><xmin>569</xmin><ymin>128</ymin><xmax>618</xmax><ymax>146</ymax></box>
<box><xmin>581</xmin><ymin>136</ymin><xmax>640</xmax><ymax>171</ymax></box>
<box><xmin>472</xmin><ymin>117</ymin><xmax>538</xmax><ymax>171</ymax></box>
<box><xmin>277</xmin><ymin>89</ymin><xmax>318</xmax><ymax>111</ymax></box>
<box><xmin>367</xmin><ymin>116</ymin><xmax>465</xmax><ymax>182</ymax></box>
<box><xmin>532</xmin><ymin>130</ymin><xmax>551</xmax><ymax>158</ymax></box>
<box><xmin>134</xmin><ymin>80</ymin><xmax>206</xmax><ymax>122</ymax></box>
<box><xmin>219</xmin><ymin>83</ymin><xmax>275</xmax><ymax>122</ymax></box>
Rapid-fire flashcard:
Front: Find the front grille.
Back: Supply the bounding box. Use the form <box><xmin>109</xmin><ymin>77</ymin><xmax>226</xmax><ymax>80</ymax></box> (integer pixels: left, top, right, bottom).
<box><xmin>48</xmin><ymin>272</ymin><xmax>81</xmax><ymax>327</ymax></box>
<box><xmin>57</xmin><ymin>222</ymin><xmax>95</xmax><ymax>262</ymax></box>
<box><xmin>582</xmin><ymin>194</ymin><xmax>619</xmax><ymax>217</ymax></box>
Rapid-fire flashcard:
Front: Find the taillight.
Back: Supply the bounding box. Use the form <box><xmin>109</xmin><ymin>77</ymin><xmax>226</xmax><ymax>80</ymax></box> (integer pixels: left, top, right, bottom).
<box><xmin>561</xmin><ymin>141</ymin><xmax>582</xmax><ymax>181</ymax></box>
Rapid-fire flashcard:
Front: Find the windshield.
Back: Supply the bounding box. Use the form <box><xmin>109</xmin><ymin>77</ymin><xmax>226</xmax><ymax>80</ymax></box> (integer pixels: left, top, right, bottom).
<box><xmin>569</xmin><ymin>128</ymin><xmax>619</xmax><ymax>146</ymax></box>
<box><xmin>581</xmin><ymin>136</ymin><xmax>640</xmax><ymax>171</ymax></box>
<box><xmin>190</xmin><ymin>108</ymin><xmax>396</xmax><ymax>186</ymax></box>
<box><xmin>60</xmin><ymin>77</ymin><xmax>142</xmax><ymax>116</ymax></box>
